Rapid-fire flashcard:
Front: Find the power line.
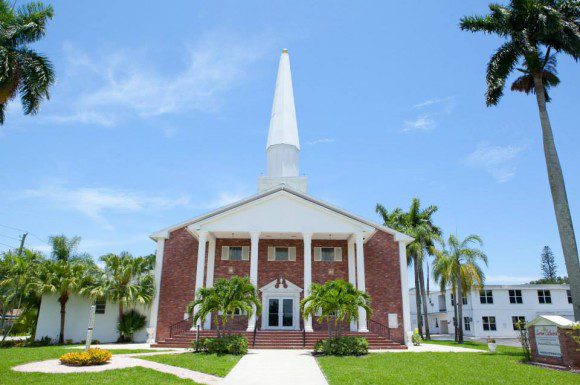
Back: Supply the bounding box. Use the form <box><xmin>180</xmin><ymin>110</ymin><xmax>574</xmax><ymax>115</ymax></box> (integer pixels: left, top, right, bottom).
<box><xmin>0</xmin><ymin>241</ymin><xmax>18</xmax><ymax>249</ymax></box>
<box><xmin>0</xmin><ymin>224</ymin><xmax>50</xmax><ymax>246</ymax></box>
<box><xmin>0</xmin><ymin>233</ymin><xmax>20</xmax><ymax>241</ymax></box>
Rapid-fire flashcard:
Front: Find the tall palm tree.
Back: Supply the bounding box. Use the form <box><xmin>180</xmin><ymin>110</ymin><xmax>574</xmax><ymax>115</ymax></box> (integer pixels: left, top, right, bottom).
<box><xmin>432</xmin><ymin>250</ymin><xmax>459</xmax><ymax>340</ymax></box>
<box><xmin>436</xmin><ymin>234</ymin><xmax>487</xmax><ymax>343</ymax></box>
<box><xmin>87</xmin><ymin>252</ymin><xmax>155</xmax><ymax>341</ymax></box>
<box><xmin>188</xmin><ymin>276</ymin><xmax>261</xmax><ymax>337</ymax></box>
<box><xmin>35</xmin><ymin>259</ymin><xmax>95</xmax><ymax>343</ymax></box>
<box><xmin>461</xmin><ymin>0</ymin><xmax>580</xmax><ymax>321</ymax></box>
<box><xmin>301</xmin><ymin>279</ymin><xmax>371</xmax><ymax>338</ymax></box>
<box><xmin>376</xmin><ymin>198</ymin><xmax>441</xmax><ymax>339</ymax></box>
<box><xmin>0</xmin><ymin>1</ymin><xmax>55</xmax><ymax>123</ymax></box>
<box><xmin>48</xmin><ymin>235</ymin><xmax>81</xmax><ymax>262</ymax></box>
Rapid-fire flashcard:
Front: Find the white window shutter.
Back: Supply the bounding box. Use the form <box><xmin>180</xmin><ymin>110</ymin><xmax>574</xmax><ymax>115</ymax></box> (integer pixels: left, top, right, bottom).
<box><xmin>221</xmin><ymin>246</ymin><xmax>229</xmax><ymax>260</ymax></box>
<box><xmin>268</xmin><ymin>246</ymin><xmax>275</xmax><ymax>261</ymax></box>
<box><xmin>242</xmin><ymin>246</ymin><xmax>250</xmax><ymax>260</ymax></box>
<box><xmin>334</xmin><ymin>247</ymin><xmax>342</xmax><ymax>261</ymax></box>
<box><xmin>289</xmin><ymin>247</ymin><xmax>296</xmax><ymax>261</ymax></box>
<box><xmin>314</xmin><ymin>247</ymin><xmax>322</xmax><ymax>261</ymax></box>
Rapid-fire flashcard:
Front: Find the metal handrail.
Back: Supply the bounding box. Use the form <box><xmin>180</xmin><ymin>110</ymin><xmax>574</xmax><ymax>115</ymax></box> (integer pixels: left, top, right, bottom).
<box><xmin>368</xmin><ymin>318</ymin><xmax>391</xmax><ymax>340</ymax></box>
<box><xmin>252</xmin><ymin>316</ymin><xmax>259</xmax><ymax>347</ymax></box>
<box><xmin>302</xmin><ymin>327</ymin><xmax>306</xmax><ymax>347</ymax></box>
<box><xmin>169</xmin><ymin>317</ymin><xmax>193</xmax><ymax>338</ymax></box>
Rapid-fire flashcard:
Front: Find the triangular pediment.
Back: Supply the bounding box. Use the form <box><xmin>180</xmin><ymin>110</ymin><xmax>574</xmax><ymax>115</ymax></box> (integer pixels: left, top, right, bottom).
<box><xmin>260</xmin><ymin>278</ymin><xmax>302</xmax><ymax>293</ymax></box>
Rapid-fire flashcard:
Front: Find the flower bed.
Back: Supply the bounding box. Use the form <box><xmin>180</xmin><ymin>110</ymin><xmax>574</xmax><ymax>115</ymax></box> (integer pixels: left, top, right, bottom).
<box><xmin>59</xmin><ymin>348</ymin><xmax>112</xmax><ymax>366</ymax></box>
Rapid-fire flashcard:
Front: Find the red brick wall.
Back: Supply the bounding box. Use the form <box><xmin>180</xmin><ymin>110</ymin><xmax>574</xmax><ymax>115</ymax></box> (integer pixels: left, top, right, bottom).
<box><xmin>364</xmin><ymin>230</ymin><xmax>405</xmax><ymax>343</ymax></box>
<box><xmin>529</xmin><ymin>326</ymin><xmax>580</xmax><ymax>370</ymax></box>
<box><xmin>156</xmin><ymin>227</ymin><xmax>199</xmax><ymax>341</ymax></box>
<box><xmin>155</xmin><ymin>230</ymin><xmax>404</xmax><ymax>343</ymax></box>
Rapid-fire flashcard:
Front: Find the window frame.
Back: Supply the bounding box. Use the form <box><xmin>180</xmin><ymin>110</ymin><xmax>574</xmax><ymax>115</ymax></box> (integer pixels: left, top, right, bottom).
<box><xmin>480</xmin><ymin>290</ymin><xmax>493</xmax><ymax>304</ymax></box>
<box><xmin>509</xmin><ymin>289</ymin><xmax>523</xmax><ymax>304</ymax></box>
<box><xmin>482</xmin><ymin>316</ymin><xmax>496</xmax><ymax>331</ymax></box>
<box><xmin>228</xmin><ymin>246</ymin><xmax>243</xmax><ymax>261</ymax></box>
<box><xmin>320</xmin><ymin>247</ymin><xmax>335</xmax><ymax>262</ymax></box>
<box><xmin>537</xmin><ymin>290</ymin><xmax>552</xmax><ymax>304</ymax></box>
<box><xmin>567</xmin><ymin>290</ymin><xmax>572</xmax><ymax>304</ymax></box>
<box><xmin>512</xmin><ymin>316</ymin><xmax>526</xmax><ymax>330</ymax></box>
<box><xmin>95</xmin><ymin>299</ymin><xmax>106</xmax><ymax>314</ymax></box>
<box><xmin>464</xmin><ymin>316</ymin><xmax>471</xmax><ymax>331</ymax></box>
<box><xmin>275</xmin><ymin>247</ymin><xmax>290</xmax><ymax>261</ymax></box>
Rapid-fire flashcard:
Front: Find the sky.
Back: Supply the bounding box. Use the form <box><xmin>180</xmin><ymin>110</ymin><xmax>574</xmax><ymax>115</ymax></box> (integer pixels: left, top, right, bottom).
<box><xmin>0</xmin><ymin>1</ymin><xmax>578</xmax><ymax>286</ymax></box>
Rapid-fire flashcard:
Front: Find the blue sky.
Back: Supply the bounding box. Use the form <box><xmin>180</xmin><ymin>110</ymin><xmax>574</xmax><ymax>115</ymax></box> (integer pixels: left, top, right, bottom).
<box><xmin>0</xmin><ymin>1</ymin><xmax>578</xmax><ymax>285</ymax></box>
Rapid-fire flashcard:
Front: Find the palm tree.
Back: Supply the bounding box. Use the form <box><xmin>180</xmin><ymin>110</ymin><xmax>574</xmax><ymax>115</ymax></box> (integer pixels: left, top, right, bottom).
<box><xmin>87</xmin><ymin>252</ymin><xmax>155</xmax><ymax>341</ymax></box>
<box><xmin>432</xmin><ymin>250</ymin><xmax>459</xmax><ymax>341</ymax></box>
<box><xmin>188</xmin><ymin>276</ymin><xmax>261</xmax><ymax>337</ymax></box>
<box><xmin>0</xmin><ymin>1</ymin><xmax>55</xmax><ymax>124</ymax></box>
<box><xmin>376</xmin><ymin>198</ymin><xmax>441</xmax><ymax>339</ymax></box>
<box><xmin>48</xmin><ymin>235</ymin><xmax>82</xmax><ymax>262</ymax></box>
<box><xmin>460</xmin><ymin>0</ymin><xmax>580</xmax><ymax>321</ymax></box>
<box><xmin>301</xmin><ymin>279</ymin><xmax>371</xmax><ymax>338</ymax></box>
<box><xmin>35</xmin><ymin>259</ymin><xmax>95</xmax><ymax>343</ymax></box>
<box><xmin>435</xmin><ymin>234</ymin><xmax>487</xmax><ymax>343</ymax></box>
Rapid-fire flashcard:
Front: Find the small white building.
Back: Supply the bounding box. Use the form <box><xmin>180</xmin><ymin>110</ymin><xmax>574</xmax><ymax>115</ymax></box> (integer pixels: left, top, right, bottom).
<box><xmin>410</xmin><ymin>284</ymin><xmax>573</xmax><ymax>339</ymax></box>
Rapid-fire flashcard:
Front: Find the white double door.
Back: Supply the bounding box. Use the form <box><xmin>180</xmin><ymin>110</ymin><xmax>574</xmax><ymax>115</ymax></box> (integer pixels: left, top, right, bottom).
<box><xmin>266</xmin><ymin>297</ymin><xmax>296</xmax><ymax>330</ymax></box>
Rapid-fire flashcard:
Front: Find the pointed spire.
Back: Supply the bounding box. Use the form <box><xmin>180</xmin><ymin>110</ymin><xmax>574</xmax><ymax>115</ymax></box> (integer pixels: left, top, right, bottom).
<box><xmin>267</xmin><ymin>49</ymin><xmax>300</xmax><ymax>150</ymax></box>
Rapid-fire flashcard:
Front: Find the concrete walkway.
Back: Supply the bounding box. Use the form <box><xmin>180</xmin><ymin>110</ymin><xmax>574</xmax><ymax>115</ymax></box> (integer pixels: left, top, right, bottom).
<box><xmin>222</xmin><ymin>349</ymin><xmax>328</xmax><ymax>385</ymax></box>
<box><xmin>12</xmin><ymin>351</ymin><xmax>221</xmax><ymax>385</ymax></box>
<box><xmin>372</xmin><ymin>344</ymin><xmax>483</xmax><ymax>353</ymax></box>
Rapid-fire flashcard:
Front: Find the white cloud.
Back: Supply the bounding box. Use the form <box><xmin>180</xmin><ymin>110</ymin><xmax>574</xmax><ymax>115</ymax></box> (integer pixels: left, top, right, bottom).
<box><xmin>306</xmin><ymin>138</ymin><xmax>335</xmax><ymax>145</ymax></box>
<box><xmin>413</xmin><ymin>96</ymin><xmax>455</xmax><ymax>109</ymax></box>
<box><xmin>49</xmin><ymin>33</ymin><xmax>270</xmax><ymax>126</ymax></box>
<box><xmin>465</xmin><ymin>143</ymin><xmax>524</xmax><ymax>182</ymax></box>
<box><xmin>203</xmin><ymin>191</ymin><xmax>247</xmax><ymax>209</ymax></box>
<box><xmin>402</xmin><ymin>115</ymin><xmax>436</xmax><ymax>132</ymax></box>
<box><xmin>24</xmin><ymin>183</ymin><xmax>190</xmax><ymax>229</ymax></box>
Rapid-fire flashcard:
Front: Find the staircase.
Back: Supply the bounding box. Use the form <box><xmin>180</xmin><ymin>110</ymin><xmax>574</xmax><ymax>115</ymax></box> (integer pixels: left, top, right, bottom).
<box><xmin>152</xmin><ymin>329</ymin><xmax>406</xmax><ymax>350</ymax></box>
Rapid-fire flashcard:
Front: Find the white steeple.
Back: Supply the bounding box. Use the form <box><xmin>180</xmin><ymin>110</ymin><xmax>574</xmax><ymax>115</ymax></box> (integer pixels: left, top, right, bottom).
<box><xmin>259</xmin><ymin>49</ymin><xmax>308</xmax><ymax>193</ymax></box>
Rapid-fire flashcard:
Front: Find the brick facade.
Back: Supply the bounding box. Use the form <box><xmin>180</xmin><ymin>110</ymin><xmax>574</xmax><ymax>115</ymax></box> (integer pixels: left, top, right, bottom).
<box><xmin>155</xmin><ymin>228</ymin><xmax>405</xmax><ymax>343</ymax></box>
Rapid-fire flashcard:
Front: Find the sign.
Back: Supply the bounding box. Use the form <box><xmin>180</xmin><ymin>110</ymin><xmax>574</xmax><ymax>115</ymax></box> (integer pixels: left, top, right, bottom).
<box><xmin>535</xmin><ymin>325</ymin><xmax>561</xmax><ymax>358</ymax></box>
<box><xmin>85</xmin><ymin>304</ymin><xmax>96</xmax><ymax>350</ymax></box>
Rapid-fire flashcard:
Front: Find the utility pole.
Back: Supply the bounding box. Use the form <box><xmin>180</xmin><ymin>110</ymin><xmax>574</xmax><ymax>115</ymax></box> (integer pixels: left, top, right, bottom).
<box><xmin>17</xmin><ymin>233</ymin><xmax>27</xmax><ymax>255</ymax></box>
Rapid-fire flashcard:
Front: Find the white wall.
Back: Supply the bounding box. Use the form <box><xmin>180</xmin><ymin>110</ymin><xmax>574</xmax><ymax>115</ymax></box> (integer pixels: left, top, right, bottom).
<box><xmin>36</xmin><ymin>294</ymin><xmax>150</xmax><ymax>343</ymax></box>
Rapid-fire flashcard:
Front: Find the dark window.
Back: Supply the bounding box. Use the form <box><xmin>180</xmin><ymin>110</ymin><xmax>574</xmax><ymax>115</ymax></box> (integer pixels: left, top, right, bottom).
<box><xmin>538</xmin><ymin>290</ymin><xmax>552</xmax><ymax>304</ymax></box>
<box><xmin>275</xmin><ymin>247</ymin><xmax>289</xmax><ymax>261</ymax></box>
<box><xmin>512</xmin><ymin>316</ymin><xmax>526</xmax><ymax>330</ymax></box>
<box><xmin>462</xmin><ymin>295</ymin><xmax>468</xmax><ymax>305</ymax></box>
<box><xmin>229</xmin><ymin>246</ymin><xmax>243</xmax><ymax>261</ymax></box>
<box><xmin>509</xmin><ymin>289</ymin><xmax>523</xmax><ymax>304</ymax></box>
<box><xmin>567</xmin><ymin>290</ymin><xmax>572</xmax><ymax>304</ymax></box>
<box><xmin>464</xmin><ymin>317</ymin><xmax>471</xmax><ymax>331</ymax></box>
<box><xmin>321</xmin><ymin>247</ymin><xmax>335</xmax><ymax>262</ymax></box>
<box><xmin>482</xmin><ymin>316</ymin><xmax>496</xmax><ymax>331</ymax></box>
<box><xmin>450</xmin><ymin>294</ymin><xmax>455</xmax><ymax>306</ymax></box>
<box><xmin>95</xmin><ymin>299</ymin><xmax>106</xmax><ymax>314</ymax></box>
<box><xmin>480</xmin><ymin>290</ymin><xmax>493</xmax><ymax>304</ymax></box>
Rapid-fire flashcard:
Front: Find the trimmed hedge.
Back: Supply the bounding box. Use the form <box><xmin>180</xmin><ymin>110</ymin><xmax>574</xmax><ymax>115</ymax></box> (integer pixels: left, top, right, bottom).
<box><xmin>195</xmin><ymin>334</ymin><xmax>248</xmax><ymax>355</ymax></box>
<box><xmin>59</xmin><ymin>348</ymin><xmax>112</xmax><ymax>366</ymax></box>
<box><xmin>314</xmin><ymin>336</ymin><xmax>369</xmax><ymax>356</ymax></box>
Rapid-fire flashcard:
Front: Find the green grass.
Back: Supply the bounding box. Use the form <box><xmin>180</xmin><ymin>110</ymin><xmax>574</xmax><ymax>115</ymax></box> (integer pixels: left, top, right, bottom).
<box><xmin>139</xmin><ymin>352</ymin><xmax>242</xmax><ymax>377</ymax></box>
<box><xmin>317</xmin><ymin>346</ymin><xmax>578</xmax><ymax>385</ymax></box>
<box><xmin>422</xmin><ymin>339</ymin><xmax>490</xmax><ymax>350</ymax></box>
<box><xmin>0</xmin><ymin>346</ymin><xmax>202</xmax><ymax>385</ymax></box>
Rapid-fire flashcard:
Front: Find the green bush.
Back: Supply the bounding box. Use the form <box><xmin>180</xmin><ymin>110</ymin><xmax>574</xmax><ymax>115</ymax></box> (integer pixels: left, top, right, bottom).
<box><xmin>59</xmin><ymin>348</ymin><xmax>112</xmax><ymax>366</ymax></box>
<box><xmin>314</xmin><ymin>336</ymin><xmax>368</xmax><ymax>356</ymax></box>
<box><xmin>411</xmin><ymin>328</ymin><xmax>422</xmax><ymax>346</ymax></box>
<box><xmin>197</xmin><ymin>334</ymin><xmax>248</xmax><ymax>355</ymax></box>
<box><xmin>117</xmin><ymin>310</ymin><xmax>147</xmax><ymax>342</ymax></box>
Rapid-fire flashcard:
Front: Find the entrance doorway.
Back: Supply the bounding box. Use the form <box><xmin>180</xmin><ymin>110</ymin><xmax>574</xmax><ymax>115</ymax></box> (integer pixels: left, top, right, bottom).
<box><xmin>267</xmin><ymin>298</ymin><xmax>294</xmax><ymax>329</ymax></box>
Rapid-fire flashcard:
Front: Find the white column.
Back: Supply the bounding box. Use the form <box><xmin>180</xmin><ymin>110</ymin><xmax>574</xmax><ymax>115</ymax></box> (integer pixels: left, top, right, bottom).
<box><xmin>194</xmin><ymin>231</ymin><xmax>208</xmax><ymax>327</ymax></box>
<box><xmin>355</xmin><ymin>233</ymin><xmax>369</xmax><ymax>332</ymax></box>
<box><xmin>347</xmin><ymin>237</ymin><xmax>357</xmax><ymax>332</ymax></box>
<box><xmin>303</xmin><ymin>232</ymin><xmax>313</xmax><ymax>332</ymax></box>
<box><xmin>203</xmin><ymin>236</ymin><xmax>216</xmax><ymax>330</ymax></box>
<box><xmin>147</xmin><ymin>236</ymin><xmax>166</xmax><ymax>343</ymax></box>
<box><xmin>247</xmin><ymin>231</ymin><xmax>261</xmax><ymax>331</ymax></box>
<box><xmin>398</xmin><ymin>239</ymin><xmax>412</xmax><ymax>346</ymax></box>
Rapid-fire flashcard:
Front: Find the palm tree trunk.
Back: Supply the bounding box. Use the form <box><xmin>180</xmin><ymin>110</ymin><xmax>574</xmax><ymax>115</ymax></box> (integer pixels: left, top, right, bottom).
<box><xmin>413</xmin><ymin>261</ymin><xmax>423</xmax><ymax>337</ymax></box>
<box><xmin>58</xmin><ymin>293</ymin><xmax>68</xmax><ymax>344</ymax></box>
<box><xmin>119</xmin><ymin>302</ymin><xmax>124</xmax><ymax>341</ymax></box>
<box><xmin>533</xmin><ymin>74</ymin><xmax>580</xmax><ymax>321</ymax></box>
<box><xmin>418</xmin><ymin>261</ymin><xmax>431</xmax><ymax>340</ymax></box>
<box><xmin>452</xmin><ymin>285</ymin><xmax>458</xmax><ymax>342</ymax></box>
<box><xmin>456</xmin><ymin>269</ymin><xmax>464</xmax><ymax>344</ymax></box>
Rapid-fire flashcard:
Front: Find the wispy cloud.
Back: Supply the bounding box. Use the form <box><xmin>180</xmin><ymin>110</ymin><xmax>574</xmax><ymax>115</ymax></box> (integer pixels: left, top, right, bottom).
<box><xmin>24</xmin><ymin>183</ymin><xmax>190</xmax><ymax>229</ymax></box>
<box><xmin>465</xmin><ymin>143</ymin><xmax>524</xmax><ymax>183</ymax></box>
<box><xmin>402</xmin><ymin>96</ymin><xmax>455</xmax><ymax>133</ymax></box>
<box><xmin>306</xmin><ymin>138</ymin><xmax>335</xmax><ymax>145</ymax></box>
<box><xmin>203</xmin><ymin>190</ymin><xmax>248</xmax><ymax>209</ymax></box>
<box><xmin>402</xmin><ymin>115</ymin><xmax>436</xmax><ymax>132</ymax></box>
<box><xmin>48</xmin><ymin>33</ymin><xmax>270</xmax><ymax>126</ymax></box>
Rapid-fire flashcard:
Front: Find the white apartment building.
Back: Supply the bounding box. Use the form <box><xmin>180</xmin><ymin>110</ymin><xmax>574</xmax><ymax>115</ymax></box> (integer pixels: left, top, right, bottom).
<box><xmin>410</xmin><ymin>284</ymin><xmax>573</xmax><ymax>339</ymax></box>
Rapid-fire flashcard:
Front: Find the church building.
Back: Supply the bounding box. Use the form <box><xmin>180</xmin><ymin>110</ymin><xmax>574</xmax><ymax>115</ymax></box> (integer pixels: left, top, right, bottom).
<box><xmin>149</xmin><ymin>50</ymin><xmax>413</xmax><ymax>348</ymax></box>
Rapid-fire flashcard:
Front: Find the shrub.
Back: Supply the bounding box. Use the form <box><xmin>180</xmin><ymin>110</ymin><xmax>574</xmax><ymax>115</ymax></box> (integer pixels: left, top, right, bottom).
<box><xmin>314</xmin><ymin>336</ymin><xmax>368</xmax><ymax>356</ymax></box>
<box><xmin>59</xmin><ymin>348</ymin><xmax>112</xmax><ymax>366</ymax></box>
<box><xmin>198</xmin><ymin>334</ymin><xmax>248</xmax><ymax>355</ymax></box>
<box><xmin>411</xmin><ymin>329</ymin><xmax>422</xmax><ymax>346</ymax></box>
<box><xmin>117</xmin><ymin>310</ymin><xmax>147</xmax><ymax>342</ymax></box>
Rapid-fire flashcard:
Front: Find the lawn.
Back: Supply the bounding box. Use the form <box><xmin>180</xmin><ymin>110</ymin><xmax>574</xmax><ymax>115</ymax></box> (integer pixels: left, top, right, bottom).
<box><xmin>317</xmin><ymin>342</ymin><xmax>578</xmax><ymax>385</ymax></box>
<box><xmin>0</xmin><ymin>346</ymin><xmax>200</xmax><ymax>385</ymax></box>
<box><xmin>140</xmin><ymin>352</ymin><xmax>242</xmax><ymax>377</ymax></box>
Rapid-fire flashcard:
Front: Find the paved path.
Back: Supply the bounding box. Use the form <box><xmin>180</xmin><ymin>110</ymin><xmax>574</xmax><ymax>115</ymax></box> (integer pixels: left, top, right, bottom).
<box><xmin>372</xmin><ymin>344</ymin><xmax>482</xmax><ymax>353</ymax></box>
<box><xmin>12</xmin><ymin>351</ymin><xmax>221</xmax><ymax>385</ymax></box>
<box><xmin>222</xmin><ymin>349</ymin><xmax>328</xmax><ymax>385</ymax></box>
